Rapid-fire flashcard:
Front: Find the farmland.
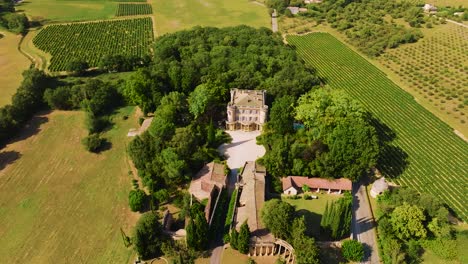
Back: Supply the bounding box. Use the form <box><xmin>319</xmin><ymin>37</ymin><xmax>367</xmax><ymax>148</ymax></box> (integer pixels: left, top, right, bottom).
<box><xmin>116</xmin><ymin>4</ymin><xmax>152</xmax><ymax>17</ymax></box>
<box><xmin>17</xmin><ymin>0</ymin><xmax>118</xmax><ymax>23</ymax></box>
<box><xmin>32</xmin><ymin>18</ymin><xmax>154</xmax><ymax>71</ymax></box>
<box><xmin>151</xmin><ymin>0</ymin><xmax>270</xmax><ymax>35</ymax></box>
<box><xmin>0</xmin><ymin>107</ymin><xmax>138</xmax><ymax>262</ymax></box>
<box><xmin>0</xmin><ymin>31</ymin><xmax>31</xmax><ymax>106</ymax></box>
<box><xmin>287</xmin><ymin>33</ymin><xmax>468</xmax><ymax>221</ymax></box>
<box><xmin>379</xmin><ymin>23</ymin><xmax>467</xmax><ymax>132</ymax></box>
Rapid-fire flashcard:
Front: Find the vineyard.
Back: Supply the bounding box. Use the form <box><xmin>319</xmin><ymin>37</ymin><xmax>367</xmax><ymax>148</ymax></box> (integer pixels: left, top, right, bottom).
<box><xmin>116</xmin><ymin>3</ymin><xmax>152</xmax><ymax>16</ymax></box>
<box><xmin>287</xmin><ymin>33</ymin><xmax>468</xmax><ymax>221</ymax></box>
<box><xmin>379</xmin><ymin>23</ymin><xmax>468</xmax><ymax>127</ymax></box>
<box><xmin>32</xmin><ymin>18</ymin><xmax>154</xmax><ymax>72</ymax></box>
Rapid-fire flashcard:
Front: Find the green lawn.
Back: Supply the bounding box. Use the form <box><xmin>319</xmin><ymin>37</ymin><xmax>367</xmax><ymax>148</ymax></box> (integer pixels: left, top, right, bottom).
<box><xmin>283</xmin><ymin>193</ymin><xmax>341</xmax><ymax>239</ymax></box>
<box><xmin>151</xmin><ymin>0</ymin><xmax>270</xmax><ymax>35</ymax></box>
<box><xmin>0</xmin><ymin>107</ymin><xmax>139</xmax><ymax>263</ymax></box>
<box><xmin>18</xmin><ymin>0</ymin><xmax>117</xmax><ymax>23</ymax></box>
<box><xmin>287</xmin><ymin>33</ymin><xmax>468</xmax><ymax>222</ymax></box>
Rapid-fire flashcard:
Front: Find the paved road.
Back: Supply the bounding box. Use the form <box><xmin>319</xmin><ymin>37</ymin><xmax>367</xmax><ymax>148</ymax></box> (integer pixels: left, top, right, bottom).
<box><xmin>272</xmin><ymin>9</ymin><xmax>278</xmax><ymax>32</ymax></box>
<box><xmin>352</xmin><ymin>182</ymin><xmax>380</xmax><ymax>264</ymax></box>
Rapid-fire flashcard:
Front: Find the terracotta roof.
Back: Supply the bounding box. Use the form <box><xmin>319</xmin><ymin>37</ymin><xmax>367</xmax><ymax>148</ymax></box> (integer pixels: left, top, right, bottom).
<box><xmin>282</xmin><ymin>176</ymin><xmax>352</xmax><ymax>191</ymax></box>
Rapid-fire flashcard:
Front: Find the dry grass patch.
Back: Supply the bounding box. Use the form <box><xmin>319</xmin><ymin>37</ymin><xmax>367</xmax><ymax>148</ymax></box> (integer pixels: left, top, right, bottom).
<box><xmin>0</xmin><ymin>107</ymin><xmax>138</xmax><ymax>263</ymax></box>
<box><xmin>0</xmin><ymin>31</ymin><xmax>31</xmax><ymax>106</ymax></box>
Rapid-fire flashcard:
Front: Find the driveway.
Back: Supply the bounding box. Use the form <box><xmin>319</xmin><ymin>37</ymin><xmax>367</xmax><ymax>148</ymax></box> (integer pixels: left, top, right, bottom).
<box><xmin>217</xmin><ymin>130</ymin><xmax>266</xmax><ymax>189</ymax></box>
<box><xmin>352</xmin><ymin>182</ymin><xmax>380</xmax><ymax>264</ymax></box>
<box><xmin>211</xmin><ymin>130</ymin><xmax>266</xmax><ymax>264</ymax></box>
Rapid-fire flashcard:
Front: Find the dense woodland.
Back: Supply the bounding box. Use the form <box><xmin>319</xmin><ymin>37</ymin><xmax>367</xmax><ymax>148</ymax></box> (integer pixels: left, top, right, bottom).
<box><xmin>377</xmin><ymin>188</ymin><xmax>466</xmax><ymax>263</ymax></box>
<box><xmin>0</xmin><ymin>0</ymin><xmax>28</xmax><ymax>34</ymax></box>
<box><xmin>258</xmin><ymin>89</ymin><xmax>380</xmax><ymax>191</ymax></box>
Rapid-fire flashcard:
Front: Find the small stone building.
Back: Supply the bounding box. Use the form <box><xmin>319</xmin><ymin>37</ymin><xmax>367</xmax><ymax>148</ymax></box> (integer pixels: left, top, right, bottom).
<box><xmin>189</xmin><ymin>162</ymin><xmax>227</xmax><ymax>224</ymax></box>
<box><xmin>226</xmin><ymin>89</ymin><xmax>268</xmax><ymax>131</ymax></box>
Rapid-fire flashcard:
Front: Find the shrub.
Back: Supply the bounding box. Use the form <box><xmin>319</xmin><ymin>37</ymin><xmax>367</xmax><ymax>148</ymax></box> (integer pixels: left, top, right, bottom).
<box><xmin>342</xmin><ymin>239</ymin><xmax>364</xmax><ymax>262</ymax></box>
<box><xmin>81</xmin><ymin>133</ymin><xmax>105</xmax><ymax>152</ymax></box>
<box><xmin>66</xmin><ymin>59</ymin><xmax>89</xmax><ymax>76</ymax></box>
<box><xmin>225</xmin><ymin>189</ymin><xmax>238</xmax><ymax>232</ymax></box>
<box><xmin>129</xmin><ymin>189</ymin><xmax>146</xmax><ymax>212</ymax></box>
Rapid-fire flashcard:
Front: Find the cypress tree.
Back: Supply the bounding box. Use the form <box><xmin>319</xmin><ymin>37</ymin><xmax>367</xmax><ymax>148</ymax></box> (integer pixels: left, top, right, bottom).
<box><xmin>238</xmin><ymin>221</ymin><xmax>251</xmax><ymax>254</ymax></box>
<box><xmin>230</xmin><ymin>229</ymin><xmax>239</xmax><ymax>250</ymax></box>
<box><xmin>321</xmin><ymin>201</ymin><xmax>329</xmax><ymax>228</ymax></box>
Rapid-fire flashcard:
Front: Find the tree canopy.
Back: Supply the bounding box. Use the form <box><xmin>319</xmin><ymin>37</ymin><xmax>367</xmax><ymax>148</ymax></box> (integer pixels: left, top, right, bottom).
<box><xmin>133</xmin><ymin>212</ymin><xmax>167</xmax><ymax>260</ymax></box>
<box><xmin>259</xmin><ymin>89</ymin><xmax>380</xmax><ymax>183</ymax></box>
<box><xmin>261</xmin><ymin>199</ymin><xmax>295</xmax><ymax>239</ymax></box>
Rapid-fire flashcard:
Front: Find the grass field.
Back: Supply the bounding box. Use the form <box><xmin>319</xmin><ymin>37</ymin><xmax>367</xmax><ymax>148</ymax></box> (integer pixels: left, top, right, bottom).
<box><xmin>0</xmin><ymin>31</ymin><xmax>31</xmax><ymax>106</ymax></box>
<box><xmin>0</xmin><ymin>107</ymin><xmax>139</xmax><ymax>263</ymax></box>
<box><xmin>18</xmin><ymin>0</ymin><xmax>118</xmax><ymax>23</ymax></box>
<box><xmin>379</xmin><ymin>23</ymin><xmax>467</xmax><ymax>131</ymax></box>
<box><xmin>151</xmin><ymin>0</ymin><xmax>270</xmax><ymax>35</ymax></box>
<box><xmin>32</xmin><ymin>18</ymin><xmax>154</xmax><ymax>71</ymax></box>
<box><xmin>287</xmin><ymin>33</ymin><xmax>468</xmax><ymax>222</ymax></box>
<box><xmin>283</xmin><ymin>194</ymin><xmax>340</xmax><ymax>239</ymax></box>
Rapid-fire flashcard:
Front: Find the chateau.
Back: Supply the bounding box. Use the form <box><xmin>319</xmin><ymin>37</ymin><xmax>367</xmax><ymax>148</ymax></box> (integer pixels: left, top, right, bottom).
<box><xmin>226</xmin><ymin>89</ymin><xmax>268</xmax><ymax>131</ymax></box>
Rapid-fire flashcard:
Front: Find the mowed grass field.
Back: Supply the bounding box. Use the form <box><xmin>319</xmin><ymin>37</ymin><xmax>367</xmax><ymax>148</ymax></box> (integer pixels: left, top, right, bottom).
<box><xmin>18</xmin><ymin>0</ymin><xmax>118</xmax><ymax>22</ymax></box>
<box><xmin>287</xmin><ymin>33</ymin><xmax>468</xmax><ymax>221</ymax></box>
<box><xmin>0</xmin><ymin>31</ymin><xmax>31</xmax><ymax>106</ymax></box>
<box><xmin>151</xmin><ymin>0</ymin><xmax>270</xmax><ymax>35</ymax></box>
<box><xmin>0</xmin><ymin>107</ymin><xmax>139</xmax><ymax>263</ymax></box>
<box><xmin>283</xmin><ymin>194</ymin><xmax>340</xmax><ymax>239</ymax></box>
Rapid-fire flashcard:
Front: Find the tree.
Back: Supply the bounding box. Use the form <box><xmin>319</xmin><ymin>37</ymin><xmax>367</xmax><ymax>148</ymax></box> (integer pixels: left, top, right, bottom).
<box><xmin>230</xmin><ymin>229</ymin><xmax>239</xmax><ymax>250</ymax></box>
<box><xmin>81</xmin><ymin>133</ymin><xmax>105</xmax><ymax>152</ymax></box>
<box><xmin>129</xmin><ymin>189</ymin><xmax>146</xmax><ymax>212</ymax></box>
<box><xmin>294</xmin><ymin>236</ymin><xmax>320</xmax><ymax>264</ymax></box>
<box><xmin>261</xmin><ymin>199</ymin><xmax>294</xmax><ymax>239</ymax></box>
<box><xmin>186</xmin><ymin>203</ymin><xmax>209</xmax><ymax>251</ymax></box>
<box><xmin>237</xmin><ymin>221</ymin><xmax>251</xmax><ymax>254</ymax></box>
<box><xmin>267</xmin><ymin>95</ymin><xmax>295</xmax><ymax>135</ymax></box>
<box><xmin>133</xmin><ymin>212</ymin><xmax>166</xmax><ymax>259</ymax></box>
<box><xmin>43</xmin><ymin>87</ymin><xmax>73</xmax><ymax>110</ymax></box>
<box><xmin>301</xmin><ymin>184</ymin><xmax>310</xmax><ymax>193</ymax></box>
<box><xmin>342</xmin><ymin>239</ymin><xmax>364</xmax><ymax>262</ymax></box>
<box><xmin>391</xmin><ymin>203</ymin><xmax>427</xmax><ymax>240</ymax></box>
<box><xmin>66</xmin><ymin>59</ymin><xmax>89</xmax><ymax>76</ymax></box>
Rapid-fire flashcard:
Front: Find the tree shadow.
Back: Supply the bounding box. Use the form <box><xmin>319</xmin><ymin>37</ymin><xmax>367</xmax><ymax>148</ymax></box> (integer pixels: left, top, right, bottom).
<box><xmin>295</xmin><ymin>208</ymin><xmax>322</xmax><ymax>239</ymax></box>
<box><xmin>97</xmin><ymin>139</ymin><xmax>112</xmax><ymax>152</ymax></box>
<box><xmin>0</xmin><ymin>150</ymin><xmax>22</xmax><ymax>171</ymax></box>
<box><xmin>361</xmin><ymin>242</ymin><xmax>373</xmax><ymax>262</ymax></box>
<box><xmin>371</xmin><ymin>117</ymin><xmax>409</xmax><ymax>179</ymax></box>
<box><xmin>1</xmin><ymin>112</ymin><xmax>50</xmax><ymax>149</ymax></box>
<box><xmin>318</xmin><ymin>242</ymin><xmax>345</xmax><ymax>264</ymax></box>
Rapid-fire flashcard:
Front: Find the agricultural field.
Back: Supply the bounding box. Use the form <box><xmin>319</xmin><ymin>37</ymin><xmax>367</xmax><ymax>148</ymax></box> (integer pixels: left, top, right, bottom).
<box><xmin>0</xmin><ymin>107</ymin><xmax>138</xmax><ymax>263</ymax></box>
<box><xmin>17</xmin><ymin>0</ymin><xmax>118</xmax><ymax>23</ymax></box>
<box><xmin>116</xmin><ymin>4</ymin><xmax>152</xmax><ymax>17</ymax></box>
<box><xmin>379</xmin><ymin>23</ymin><xmax>468</xmax><ymax>131</ymax></box>
<box><xmin>0</xmin><ymin>31</ymin><xmax>31</xmax><ymax>106</ymax></box>
<box><xmin>287</xmin><ymin>33</ymin><xmax>468</xmax><ymax>222</ymax></box>
<box><xmin>151</xmin><ymin>0</ymin><xmax>270</xmax><ymax>35</ymax></box>
<box><xmin>32</xmin><ymin>18</ymin><xmax>154</xmax><ymax>72</ymax></box>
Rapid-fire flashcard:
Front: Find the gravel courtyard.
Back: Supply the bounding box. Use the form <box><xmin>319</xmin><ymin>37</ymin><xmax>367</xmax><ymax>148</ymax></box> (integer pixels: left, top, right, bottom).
<box><xmin>218</xmin><ymin>130</ymin><xmax>266</xmax><ymax>169</ymax></box>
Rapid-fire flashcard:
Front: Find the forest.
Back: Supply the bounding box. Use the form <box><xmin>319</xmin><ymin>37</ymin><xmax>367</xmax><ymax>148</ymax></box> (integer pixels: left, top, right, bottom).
<box><xmin>0</xmin><ymin>0</ymin><xmax>28</xmax><ymax>34</ymax></box>
<box><xmin>258</xmin><ymin>89</ymin><xmax>380</xmax><ymax>192</ymax></box>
